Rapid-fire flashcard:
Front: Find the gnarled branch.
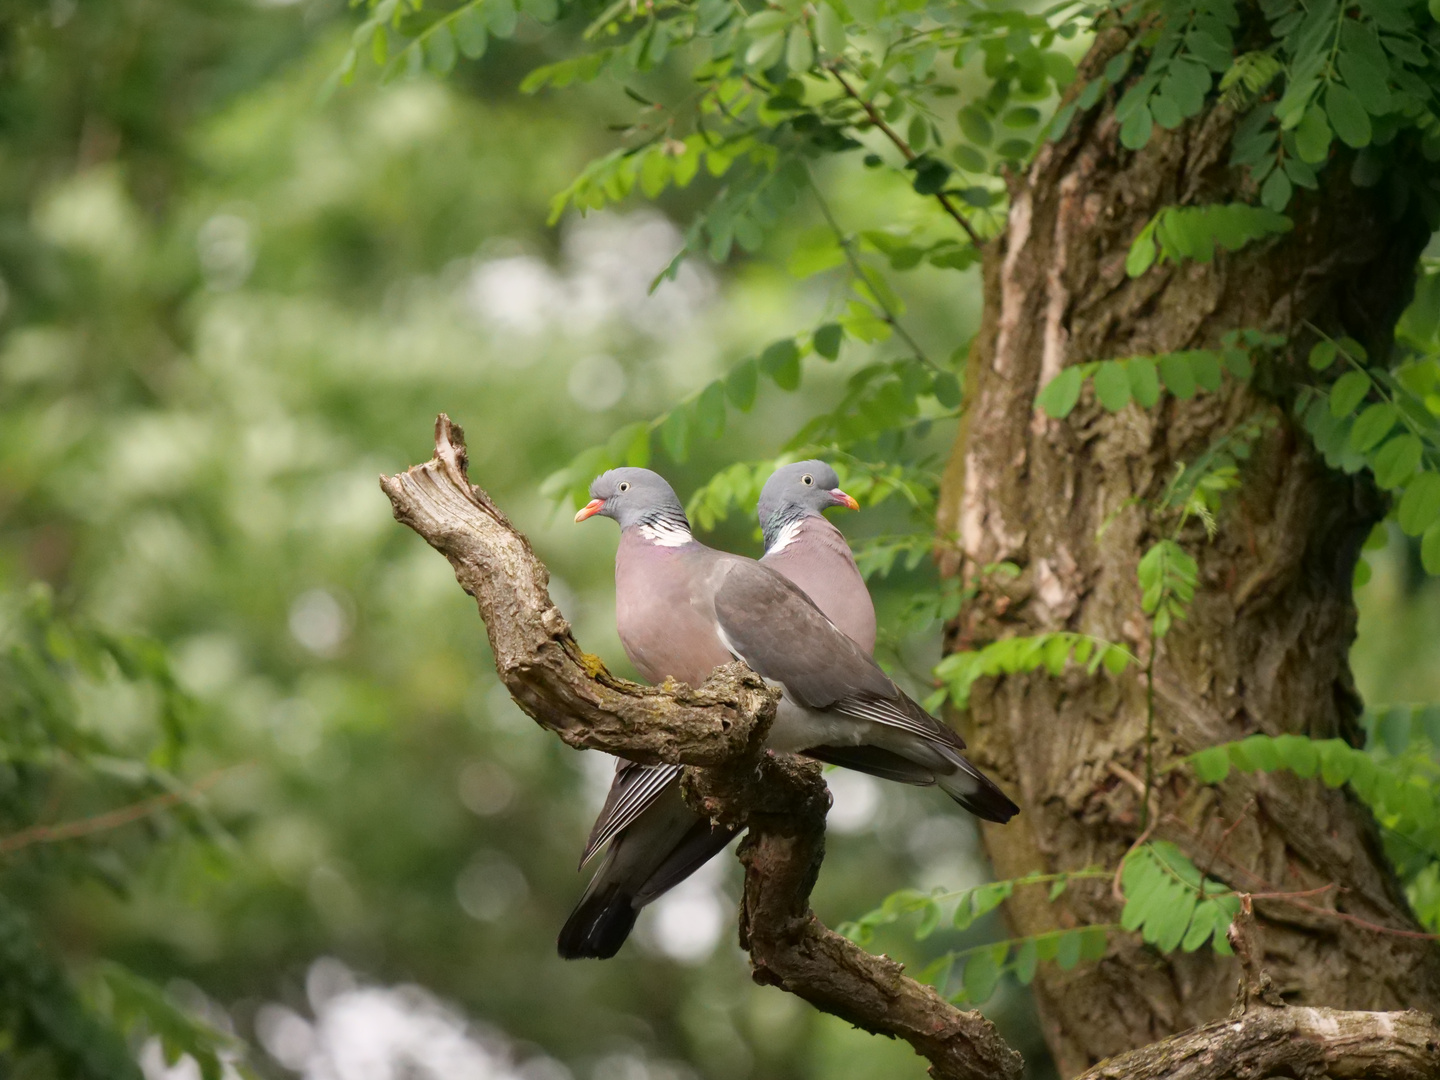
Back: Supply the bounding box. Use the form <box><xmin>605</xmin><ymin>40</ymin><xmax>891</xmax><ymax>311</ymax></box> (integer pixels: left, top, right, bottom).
<box><xmin>1076</xmin><ymin>1005</ymin><xmax>1440</xmax><ymax>1080</ymax></box>
<box><xmin>379</xmin><ymin>414</ymin><xmax>1023</xmax><ymax>1080</ymax></box>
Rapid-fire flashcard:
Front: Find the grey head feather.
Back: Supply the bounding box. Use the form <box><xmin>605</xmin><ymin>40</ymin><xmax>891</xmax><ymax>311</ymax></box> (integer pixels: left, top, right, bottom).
<box><xmin>585</xmin><ymin>468</ymin><xmax>692</xmax><ymax>533</ymax></box>
<box><xmin>758</xmin><ymin>460</ymin><xmax>847</xmax><ymax>549</ymax></box>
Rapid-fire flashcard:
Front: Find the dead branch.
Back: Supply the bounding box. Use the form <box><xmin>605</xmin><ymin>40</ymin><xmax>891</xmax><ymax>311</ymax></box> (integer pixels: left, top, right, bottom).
<box><xmin>380</xmin><ymin>415</ymin><xmax>1024</xmax><ymax>1080</ymax></box>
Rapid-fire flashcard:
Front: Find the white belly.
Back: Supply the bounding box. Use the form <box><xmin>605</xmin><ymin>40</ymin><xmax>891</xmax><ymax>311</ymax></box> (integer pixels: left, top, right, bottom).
<box><xmin>766</xmin><ymin>696</ymin><xmax>869</xmax><ymax>752</ymax></box>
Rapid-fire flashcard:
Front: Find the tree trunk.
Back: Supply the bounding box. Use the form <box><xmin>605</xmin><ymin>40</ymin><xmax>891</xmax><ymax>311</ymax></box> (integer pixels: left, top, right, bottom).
<box><xmin>936</xmin><ymin>27</ymin><xmax>1440</xmax><ymax>1076</ymax></box>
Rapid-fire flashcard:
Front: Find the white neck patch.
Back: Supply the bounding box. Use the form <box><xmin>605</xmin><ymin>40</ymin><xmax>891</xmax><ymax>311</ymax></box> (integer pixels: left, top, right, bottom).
<box><xmin>765</xmin><ymin>519</ymin><xmax>803</xmax><ymax>556</ymax></box>
<box><xmin>638</xmin><ymin>520</ymin><xmax>693</xmax><ymax>548</ymax></box>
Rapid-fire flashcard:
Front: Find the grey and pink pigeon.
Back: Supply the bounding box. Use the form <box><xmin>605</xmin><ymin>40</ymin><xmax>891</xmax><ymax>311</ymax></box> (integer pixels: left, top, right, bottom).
<box><xmin>557</xmin><ymin>462</ymin><xmax>1017</xmax><ymax>959</ymax></box>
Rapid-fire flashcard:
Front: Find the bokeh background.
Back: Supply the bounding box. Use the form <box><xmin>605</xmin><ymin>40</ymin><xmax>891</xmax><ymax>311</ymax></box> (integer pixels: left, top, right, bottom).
<box><xmin>1</xmin><ymin>2</ymin><xmax>1435</xmax><ymax>1079</ymax></box>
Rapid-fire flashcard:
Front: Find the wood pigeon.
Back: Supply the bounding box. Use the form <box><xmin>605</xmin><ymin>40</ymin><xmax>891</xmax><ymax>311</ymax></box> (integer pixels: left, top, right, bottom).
<box><xmin>557</xmin><ymin>467</ymin><xmax>1017</xmax><ymax>959</ymax></box>
<box><xmin>756</xmin><ymin>460</ymin><xmax>875</xmax><ymax>652</ymax></box>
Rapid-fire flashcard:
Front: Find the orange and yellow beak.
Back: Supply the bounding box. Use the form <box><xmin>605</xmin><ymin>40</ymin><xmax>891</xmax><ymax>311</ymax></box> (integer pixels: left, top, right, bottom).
<box><xmin>830</xmin><ymin>488</ymin><xmax>860</xmax><ymax>511</ymax></box>
<box><xmin>575</xmin><ymin>498</ymin><xmax>605</xmax><ymax>522</ymax></box>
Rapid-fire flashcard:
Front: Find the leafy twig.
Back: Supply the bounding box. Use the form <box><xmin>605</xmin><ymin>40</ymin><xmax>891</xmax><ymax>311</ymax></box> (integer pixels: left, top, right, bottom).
<box><xmin>828</xmin><ymin>68</ymin><xmax>983</xmax><ymax>247</ymax></box>
<box><xmin>0</xmin><ymin>766</ymin><xmax>241</xmax><ymax>857</ymax></box>
<box><xmin>805</xmin><ymin>171</ymin><xmax>940</xmax><ymax>371</ymax></box>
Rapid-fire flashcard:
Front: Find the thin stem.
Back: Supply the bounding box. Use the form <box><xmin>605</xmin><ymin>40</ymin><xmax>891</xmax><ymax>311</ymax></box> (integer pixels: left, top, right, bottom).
<box><xmin>936</xmin><ymin>922</ymin><xmax>1124</xmax><ymax>967</ymax></box>
<box><xmin>1304</xmin><ymin>319</ymin><xmax>1440</xmax><ymax>470</ymax></box>
<box><xmin>827</xmin><ymin>67</ymin><xmax>984</xmax><ymax>248</ymax></box>
<box><xmin>926</xmin><ymin>868</ymin><xmax>1112</xmax><ymax>905</ymax></box>
<box><xmin>0</xmin><ymin>766</ymin><xmax>238</xmax><ymax>857</ymax></box>
<box><xmin>1142</xmin><ymin>624</ymin><xmax>1157</xmax><ymax>830</ymax></box>
<box><xmin>805</xmin><ymin>170</ymin><xmax>940</xmax><ymax>370</ymax></box>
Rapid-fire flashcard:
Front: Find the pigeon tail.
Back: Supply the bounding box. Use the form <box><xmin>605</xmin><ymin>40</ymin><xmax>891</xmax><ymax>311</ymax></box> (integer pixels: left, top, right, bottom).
<box><xmin>557</xmin><ymin>884</ymin><xmax>638</xmax><ymax>960</ymax></box>
<box><xmin>805</xmin><ymin>744</ymin><xmax>938</xmax><ymax>786</ymax></box>
<box><xmin>935</xmin><ymin>753</ymin><xmax>1020</xmax><ymax>823</ymax></box>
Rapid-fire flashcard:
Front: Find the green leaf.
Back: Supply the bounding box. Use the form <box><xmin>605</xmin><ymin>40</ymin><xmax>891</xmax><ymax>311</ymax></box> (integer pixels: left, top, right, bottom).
<box><xmin>761</xmin><ymin>339</ymin><xmax>802</xmax><ymax>390</ymax></box>
<box><xmin>1119</xmin><ymin>104</ymin><xmax>1153</xmax><ymax>150</ymax></box>
<box><xmin>1158</xmin><ymin>353</ymin><xmax>1197</xmax><ymax>399</ymax></box>
<box><xmin>1294</xmin><ymin>104</ymin><xmax>1333</xmax><ymax>164</ymax></box>
<box><xmin>1013</xmin><ymin>938</ymin><xmax>1039</xmax><ymax>984</ymax></box>
<box><xmin>694</xmin><ymin>380</ymin><xmax>727</xmax><ymax>441</ymax></box>
<box><xmin>660</xmin><ymin>406</ymin><xmax>691</xmax><ymax>462</ymax></box>
<box><xmin>1151</xmin><ymin>885</ymin><xmax>1197</xmax><ymax>952</ymax></box>
<box><xmin>746</xmin><ymin>31</ymin><xmax>785</xmax><ymax>69</ymax></box>
<box><xmin>1079</xmin><ymin>925</ymin><xmax>1109</xmax><ymax>961</ymax></box>
<box><xmin>910</xmin><ymin>156</ymin><xmax>953</xmax><ymax>196</ymax></box>
<box><xmin>454</xmin><ymin>6</ymin><xmax>489</xmax><ymax>57</ymax></box>
<box><xmin>1150</xmin><ymin>94</ymin><xmax>1182</xmax><ymax>130</ymax></box>
<box><xmin>1260</xmin><ymin>167</ymin><xmax>1292</xmax><ymax>212</ymax></box>
<box><xmin>1329</xmin><ymin>370</ymin><xmax>1372</xmax><ymax>417</ymax></box>
<box><xmin>1128</xmin><ymin>357</ymin><xmax>1161</xmax><ymax>408</ymax></box>
<box><xmin>1274</xmin><ymin>734</ymin><xmax>1319</xmax><ymax>778</ymax></box>
<box><xmin>1055</xmin><ymin>929</ymin><xmax>1084</xmax><ymax>970</ymax></box>
<box><xmin>962</xmin><ymin>944</ymin><xmax>1004</xmax><ymax>1003</ymax></box>
<box><xmin>426</xmin><ymin>21</ymin><xmax>457</xmax><ymax>73</ymax></box>
<box><xmin>1347</xmin><ymin>402</ymin><xmax>1398</xmax><ymax>452</ymax></box>
<box><xmin>1180</xmin><ymin>904</ymin><xmax>1217</xmax><ymax>952</ymax></box>
<box><xmin>785</xmin><ymin>26</ymin><xmax>814</xmax><ymax>73</ymax></box>
<box><xmin>1222</xmin><ymin>347</ymin><xmax>1253</xmax><ymax>379</ymax></box>
<box><xmin>813</xmin><ymin>323</ymin><xmax>843</xmax><ymax>360</ymax></box>
<box><xmin>725</xmin><ymin>358</ymin><xmax>759</xmax><ymax>411</ymax></box>
<box><xmin>1423</xmin><ymin>521</ymin><xmax>1440</xmax><ymax>576</ymax></box>
<box><xmin>1127</xmin><ymin>222</ymin><xmax>1158</xmax><ymax>278</ymax></box>
<box><xmin>1309</xmin><ymin>340</ymin><xmax>1338</xmax><ymax>370</ymax></box>
<box><xmin>958</xmin><ymin>107</ymin><xmax>993</xmax><ymax>146</ymax></box>
<box><xmin>916</xmin><ymin>899</ymin><xmax>943</xmax><ymax>939</ymax></box>
<box><xmin>1325</xmin><ymin>82</ymin><xmax>1372</xmax><ymax>149</ymax></box>
<box><xmin>1234</xmin><ymin>734</ymin><xmax>1280</xmax><ymax>772</ymax></box>
<box><xmin>952</xmin><ymin>144</ymin><xmax>988</xmax><ymax>173</ymax></box>
<box><xmin>1189</xmin><ymin>351</ymin><xmax>1223</xmax><ymax>392</ymax></box>
<box><xmin>1398</xmin><ymin>473</ymin><xmax>1440</xmax><ymax>536</ymax></box>
<box><xmin>908</xmin><ymin>114</ymin><xmax>930</xmax><ymax>152</ymax></box>
<box><xmin>486</xmin><ymin>0</ymin><xmax>518</xmax><ymax>37</ymax></box>
<box><xmin>1037</xmin><ymin>367</ymin><xmax>1083</xmax><ymax>418</ymax></box>
<box><xmin>933</xmin><ymin>372</ymin><xmax>962</xmax><ymax>409</ymax></box>
<box><xmin>814</xmin><ymin>3</ymin><xmax>846</xmax><ymax>56</ymax></box>
<box><xmin>1094</xmin><ymin>362</ymin><xmax>1131</xmax><ymax>411</ymax></box>
<box><xmin>1371</xmin><ymin>434</ymin><xmax>1422</xmax><ymax>489</ymax></box>
<box><xmin>1193</xmin><ymin>745</ymin><xmax>1231</xmax><ymax>783</ymax></box>
<box><xmin>1319</xmin><ymin>739</ymin><xmax>1356</xmax><ymax>787</ymax></box>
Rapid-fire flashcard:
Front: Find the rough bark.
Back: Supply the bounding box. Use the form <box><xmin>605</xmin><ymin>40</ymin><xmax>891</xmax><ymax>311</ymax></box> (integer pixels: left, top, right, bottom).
<box><xmin>380</xmin><ymin>415</ymin><xmax>1022</xmax><ymax>1080</ymax></box>
<box><xmin>1075</xmin><ymin>907</ymin><xmax>1440</xmax><ymax>1079</ymax></box>
<box><xmin>937</xmin><ymin>24</ymin><xmax>1440</xmax><ymax>1076</ymax></box>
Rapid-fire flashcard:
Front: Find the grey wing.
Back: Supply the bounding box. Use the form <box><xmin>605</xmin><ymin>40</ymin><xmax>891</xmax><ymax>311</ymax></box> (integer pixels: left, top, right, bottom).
<box><xmin>579</xmin><ymin>760</ymin><xmax>684</xmax><ymax>867</ymax></box>
<box><xmin>712</xmin><ymin>560</ymin><xmax>965</xmax><ymax>749</ymax></box>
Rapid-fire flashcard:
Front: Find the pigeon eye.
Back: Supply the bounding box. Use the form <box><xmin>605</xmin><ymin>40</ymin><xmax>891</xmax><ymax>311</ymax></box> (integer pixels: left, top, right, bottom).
<box><xmin>618</xmin><ymin>482</ymin><xmax>631</xmax><ymax>492</ymax></box>
<box><xmin>801</xmin><ymin>474</ymin><xmax>813</xmax><ymax>485</ymax></box>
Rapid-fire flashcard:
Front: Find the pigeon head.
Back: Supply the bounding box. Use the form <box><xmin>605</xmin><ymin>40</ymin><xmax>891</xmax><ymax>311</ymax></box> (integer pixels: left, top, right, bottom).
<box><xmin>575</xmin><ymin>468</ymin><xmax>690</xmax><ymax>533</ymax></box>
<box><xmin>757</xmin><ymin>460</ymin><xmax>858</xmax><ymax>544</ymax></box>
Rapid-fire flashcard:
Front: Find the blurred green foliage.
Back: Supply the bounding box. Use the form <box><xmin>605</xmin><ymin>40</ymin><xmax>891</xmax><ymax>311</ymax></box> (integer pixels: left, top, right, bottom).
<box><xmin>2</xmin><ymin>0</ymin><xmax>1439</xmax><ymax>1077</ymax></box>
<box><xmin>0</xmin><ymin>1</ymin><xmax>1034</xmax><ymax>1078</ymax></box>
